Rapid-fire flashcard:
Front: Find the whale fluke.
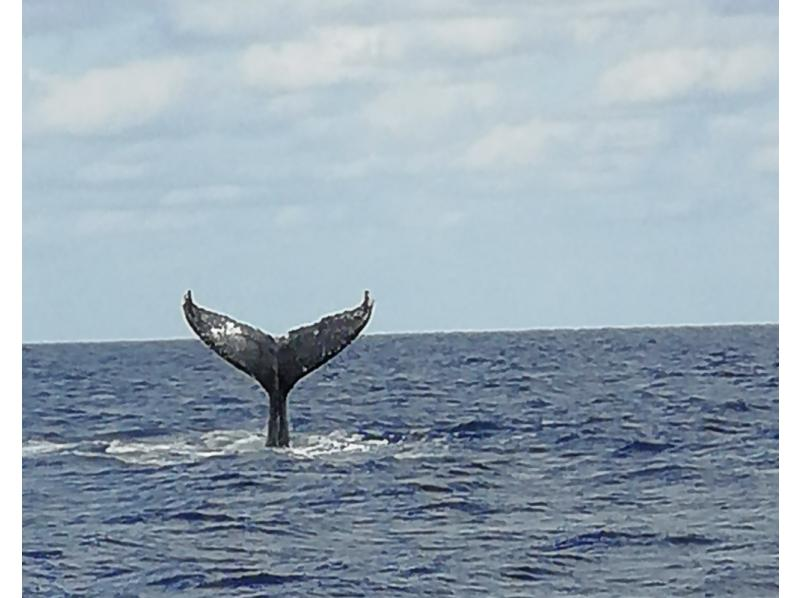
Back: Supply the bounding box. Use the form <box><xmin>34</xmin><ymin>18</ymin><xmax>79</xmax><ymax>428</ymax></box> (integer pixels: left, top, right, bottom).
<box><xmin>182</xmin><ymin>290</ymin><xmax>374</xmax><ymax>447</ymax></box>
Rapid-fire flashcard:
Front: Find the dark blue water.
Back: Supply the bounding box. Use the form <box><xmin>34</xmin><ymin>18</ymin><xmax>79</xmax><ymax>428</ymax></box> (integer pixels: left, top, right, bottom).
<box><xmin>23</xmin><ymin>326</ymin><xmax>778</xmax><ymax>596</ymax></box>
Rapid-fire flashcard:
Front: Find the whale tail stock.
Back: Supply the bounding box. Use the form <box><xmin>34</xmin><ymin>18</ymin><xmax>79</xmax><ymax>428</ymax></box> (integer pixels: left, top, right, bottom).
<box><xmin>182</xmin><ymin>290</ymin><xmax>374</xmax><ymax>447</ymax></box>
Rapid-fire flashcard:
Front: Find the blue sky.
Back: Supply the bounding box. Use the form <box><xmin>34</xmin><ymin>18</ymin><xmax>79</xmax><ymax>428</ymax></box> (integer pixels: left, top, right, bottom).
<box><xmin>22</xmin><ymin>0</ymin><xmax>778</xmax><ymax>342</ymax></box>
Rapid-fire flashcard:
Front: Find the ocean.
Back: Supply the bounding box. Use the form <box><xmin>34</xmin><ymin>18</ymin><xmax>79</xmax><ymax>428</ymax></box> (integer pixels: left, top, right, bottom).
<box><xmin>22</xmin><ymin>325</ymin><xmax>778</xmax><ymax>596</ymax></box>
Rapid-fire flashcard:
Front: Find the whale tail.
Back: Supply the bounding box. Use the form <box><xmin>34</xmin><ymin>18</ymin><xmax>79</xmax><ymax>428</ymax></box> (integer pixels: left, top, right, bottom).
<box><xmin>182</xmin><ymin>290</ymin><xmax>374</xmax><ymax>446</ymax></box>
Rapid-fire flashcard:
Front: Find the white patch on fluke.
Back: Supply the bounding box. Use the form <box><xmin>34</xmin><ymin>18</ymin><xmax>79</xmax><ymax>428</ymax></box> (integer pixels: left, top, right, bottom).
<box><xmin>209</xmin><ymin>320</ymin><xmax>243</xmax><ymax>340</ymax></box>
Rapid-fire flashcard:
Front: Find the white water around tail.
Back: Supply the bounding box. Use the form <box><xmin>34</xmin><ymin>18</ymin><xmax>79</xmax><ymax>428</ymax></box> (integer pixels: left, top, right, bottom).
<box><xmin>23</xmin><ymin>429</ymin><xmax>394</xmax><ymax>467</ymax></box>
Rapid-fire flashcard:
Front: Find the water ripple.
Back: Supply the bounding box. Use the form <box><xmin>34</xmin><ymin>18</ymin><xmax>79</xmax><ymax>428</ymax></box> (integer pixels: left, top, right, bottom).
<box><xmin>23</xmin><ymin>326</ymin><xmax>778</xmax><ymax>596</ymax></box>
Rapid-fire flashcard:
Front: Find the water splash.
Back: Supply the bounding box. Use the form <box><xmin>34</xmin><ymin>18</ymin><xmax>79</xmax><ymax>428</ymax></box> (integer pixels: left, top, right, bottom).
<box><xmin>23</xmin><ymin>430</ymin><xmax>264</xmax><ymax>467</ymax></box>
<box><xmin>284</xmin><ymin>430</ymin><xmax>389</xmax><ymax>459</ymax></box>
<box><xmin>22</xmin><ymin>439</ymin><xmax>78</xmax><ymax>457</ymax></box>
<box><xmin>23</xmin><ymin>429</ymin><xmax>392</xmax><ymax>466</ymax></box>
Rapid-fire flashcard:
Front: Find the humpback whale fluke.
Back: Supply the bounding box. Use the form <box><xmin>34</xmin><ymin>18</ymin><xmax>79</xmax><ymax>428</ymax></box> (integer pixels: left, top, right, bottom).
<box><xmin>182</xmin><ymin>290</ymin><xmax>374</xmax><ymax>447</ymax></box>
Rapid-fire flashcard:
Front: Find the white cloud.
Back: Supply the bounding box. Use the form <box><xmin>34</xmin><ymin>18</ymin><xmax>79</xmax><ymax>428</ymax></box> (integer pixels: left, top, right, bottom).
<box><xmin>462</xmin><ymin>116</ymin><xmax>665</xmax><ymax>173</ymax></box>
<box><xmin>377</xmin><ymin>196</ymin><xmax>470</xmax><ymax>233</ymax></box>
<box><xmin>421</xmin><ymin>17</ymin><xmax>518</xmax><ymax>56</ymax></box>
<box><xmin>708</xmin><ymin>109</ymin><xmax>778</xmax><ymax>145</ymax></box>
<box><xmin>559</xmin><ymin>119</ymin><xmax>666</xmax><ymax>190</ymax></box>
<box><xmin>710</xmin><ymin>45</ymin><xmax>776</xmax><ymax>92</ymax></box>
<box><xmin>319</xmin><ymin>157</ymin><xmax>380</xmax><ymax>180</ymax></box>
<box><xmin>72</xmin><ymin>209</ymin><xmax>142</xmax><ymax>236</ymax></box>
<box><xmin>170</xmin><ymin>0</ymin><xmax>356</xmax><ymax>37</ymax></box>
<box><xmin>273</xmin><ymin>205</ymin><xmax>308</xmax><ymax>229</ymax></box>
<box><xmin>750</xmin><ymin>145</ymin><xmax>777</xmax><ymax>174</ymax></box>
<box><xmin>582</xmin><ymin>118</ymin><xmax>666</xmax><ymax>151</ymax></box>
<box><xmin>264</xmin><ymin>92</ymin><xmax>318</xmax><ymax>118</ymax></box>
<box><xmin>365</xmin><ymin>80</ymin><xmax>497</xmax><ymax>136</ymax></box>
<box><xmin>707</xmin><ymin>112</ymin><xmax>751</xmax><ymax>136</ymax></box>
<box><xmin>28</xmin><ymin>207</ymin><xmax>210</xmax><ymax>238</ymax></box>
<box><xmin>708</xmin><ymin>111</ymin><xmax>776</xmax><ymax>142</ymax></box>
<box><xmin>569</xmin><ymin>16</ymin><xmax>614</xmax><ymax>44</ymax></box>
<box><xmin>240</xmin><ymin>26</ymin><xmax>400</xmax><ymax>91</ymax></box>
<box><xmin>437</xmin><ymin>209</ymin><xmax>466</xmax><ymax>230</ymax></box>
<box><xmin>598</xmin><ymin>44</ymin><xmax>774</xmax><ymax>103</ymax></box>
<box><xmin>31</xmin><ymin>58</ymin><xmax>190</xmax><ymax>135</ymax></box>
<box><xmin>239</xmin><ymin>17</ymin><xmax>520</xmax><ymax>92</ymax></box>
<box><xmin>707</xmin><ymin>111</ymin><xmax>777</xmax><ymax>175</ymax></box>
<box><xmin>170</xmin><ymin>0</ymin><xmax>278</xmax><ymax>36</ymax></box>
<box><xmin>463</xmin><ymin>119</ymin><xmax>576</xmax><ymax>169</ymax></box>
<box><xmin>161</xmin><ymin>185</ymin><xmax>244</xmax><ymax>206</ymax></box>
<box><xmin>170</xmin><ymin>0</ymin><xmax>510</xmax><ymax>39</ymax></box>
<box><xmin>76</xmin><ymin>161</ymin><xmax>148</xmax><ymax>184</ymax></box>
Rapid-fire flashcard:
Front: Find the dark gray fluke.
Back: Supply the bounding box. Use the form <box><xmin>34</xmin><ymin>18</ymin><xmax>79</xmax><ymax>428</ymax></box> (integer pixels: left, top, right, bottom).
<box><xmin>182</xmin><ymin>290</ymin><xmax>374</xmax><ymax>447</ymax></box>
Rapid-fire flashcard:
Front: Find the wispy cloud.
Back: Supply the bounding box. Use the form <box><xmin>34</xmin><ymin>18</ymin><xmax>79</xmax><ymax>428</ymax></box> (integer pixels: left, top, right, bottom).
<box><xmin>23</xmin><ymin>207</ymin><xmax>202</xmax><ymax>241</ymax></box>
<box><xmin>21</xmin><ymin>1</ymin><xmax>778</xmax><ymax>340</ymax></box>
<box><xmin>598</xmin><ymin>44</ymin><xmax>774</xmax><ymax>103</ymax></box>
<box><xmin>161</xmin><ymin>185</ymin><xmax>244</xmax><ymax>206</ymax></box>
<box><xmin>25</xmin><ymin>206</ymin><xmax>210</xmax><ymax>239</ymax></box>
<box><xmin>30</xmin><ymin>57</ymin><xmax>190</xmax><ymax>135</ymax></box>
<box><xmin>463</xmin><ymin>119</ymin><xmax>575</xmax><ymax>169</ymax></box>
<box><xmin>461</xmin><ymin>116</ymin><xmax>666</xmax><ymax>188</ymax></box>
<box><xmin>707</xmin><ymin>109</ymin><xmax>777</xmax><ymax>175</ymax></box>
<box><xmin>169</xmin><ymin>0</ymin><xmax>507</xmax><ymax>39</ymax></box>
<box><xmin>76</xmin><ymin>161</ymin><xmax>148</xmax><ymax>184</ymax></box>
<box><xmin>169</xmin><ymin>0</ymin><xmax>349</xmax><ymax>38</ymax></box>
<box><xmin>365</xmin><ymin>80</ymin><xmax>497</xmax><ymax>137</ymax></box>
<box><xmin>415</xmin><ymin>17</ymin><xmax>519</xmax><ymax>57</ymax></box>
<box><xmin>273</xmin><ymin>204</ymin><xmax>308</xmax><ymax>229</ymax></box>
<box><xmin>750</xmin><ymin>144</ymin><xmax>777</xmax><ymax>174</ymax></box>
<box><xmin>583</xmin><ymin>118</ymin><xmax>667</xmax><ymax>152</ymax></box>
<box><xmin>238</xmin><ymin>17</ymin><xmax>520</xmax><ymax>93</ymax></box>
<box><xmin>239</xmin><ymin>26</ymin><xmax>400</xmax><ymax>92</ymax></box>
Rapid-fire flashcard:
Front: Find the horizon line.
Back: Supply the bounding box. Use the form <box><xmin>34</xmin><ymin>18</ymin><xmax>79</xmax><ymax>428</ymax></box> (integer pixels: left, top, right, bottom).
<box><xmin>21</xmin><ymin>320</ymin><xmax>779</xmax><ymax>346</ymax></box>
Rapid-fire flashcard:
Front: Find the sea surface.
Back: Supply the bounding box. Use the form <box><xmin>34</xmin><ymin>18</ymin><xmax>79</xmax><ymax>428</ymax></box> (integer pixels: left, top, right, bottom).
<box><xmin>23</xmin><ymin>325</ymin><xmax>778</xmax><ymax>596</ymax></box>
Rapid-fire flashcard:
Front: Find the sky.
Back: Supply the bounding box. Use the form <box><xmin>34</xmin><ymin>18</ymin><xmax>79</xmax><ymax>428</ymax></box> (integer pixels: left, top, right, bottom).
<box><xmin>21</xmin><ymin>0</ymin><xmax>778</xmax><ymax>343</ymax></box>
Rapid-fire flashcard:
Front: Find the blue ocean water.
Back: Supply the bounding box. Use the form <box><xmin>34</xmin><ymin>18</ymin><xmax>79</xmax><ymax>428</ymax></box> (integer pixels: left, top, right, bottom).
<box><xmin>23</xmin><ymin>325</ymin><xmax>778</xmax><ymax>596</ymax></box>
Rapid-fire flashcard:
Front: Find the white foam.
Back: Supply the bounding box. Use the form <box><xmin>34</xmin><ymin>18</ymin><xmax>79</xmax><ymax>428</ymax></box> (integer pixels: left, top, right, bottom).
<box><xmin>23</xmin><ymin>429</ymin><xmax>395</xmax><ymax>467</ymax></box>
<box><xmin>393</xmin><ymin>437</ymin><xmax>450</xmax><ymax>460</ymax></box>
<box><xmin>102</xmin><ymin>429</ymin><xmax>264</xmax><ymax>466</ymax></box>
<box><xmin>22</xmin><ymin>439</ymin><xmax>77</xmax><ymax>457</ymax></box>
<box><xmin>284</xmin><ymin>430</ymin><xmax>389</xmax><ymax>460</ymax></box>
<box><xmin>94</xmin><ymin>429</ymin><xmax>390</xmax><ymax>466</ymax></box>
<box><xmin>199</xmin><ymin>429</ymin><xmax>265</xmax><ymax>452</ymax></box>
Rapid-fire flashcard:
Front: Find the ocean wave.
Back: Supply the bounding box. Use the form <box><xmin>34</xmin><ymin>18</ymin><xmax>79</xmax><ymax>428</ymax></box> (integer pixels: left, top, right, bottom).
<box><xmin>22</xmin><ymin>326</ymin><xmax>778</xmax><ymax>596</ymax></box>
<box><xmin>22</xmin><ymin>439</ymin><xmax>78</xmax><ymax>457</ymax></box>
<box><xmin>547</xmin><ymin>529</ymin><xmax>717</xmax><ymax>552</ymax></box>
<box><xmin>200</xmin><ymin>570</ymin><xmax>305</xmax><ymax>589</ymax></box>
<box><xmin>614</xmin><ymin>439</ymin><xmax>673</xmax><ymax>457</ymax></box>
